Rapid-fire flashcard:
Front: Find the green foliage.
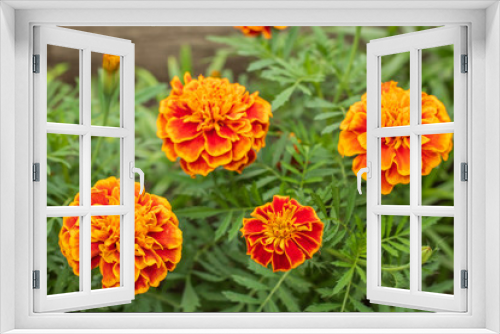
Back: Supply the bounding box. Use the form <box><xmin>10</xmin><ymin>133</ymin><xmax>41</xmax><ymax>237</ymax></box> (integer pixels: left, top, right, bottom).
<box><xmin>46</xmin><ymin>26</ymin><xmax>454</xmax><ymax>313</ymax></box>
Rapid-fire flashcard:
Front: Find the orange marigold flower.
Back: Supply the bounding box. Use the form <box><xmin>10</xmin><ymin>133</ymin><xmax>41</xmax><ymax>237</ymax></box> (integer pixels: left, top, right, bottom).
<box><xmin>234</xmin><ymin>26</ymin><xmax>287</xmax><ymax>39</ymax></box>
<box><xmin>240</xmin><ymin>195</ymin><xmax>324</xmax><ymax>272</ymax></box>
<box><xmin>157</xmin><ymin>73</ymin><xmax>272</xmax><ymax>177</ymax></box>
<box><xmin>338</xmin><ymin>81</ymin><xmax>453</xmax><ymax>194</ymax></box>
<box><xmin>102</xmin><ymin>54</ymin><xmax>120</xmax><ymax>73</ymax></box>
<box><xmin>58</xmin><ymin>177</ymin><xmax>182</xmax><ymax>295</ymax></box>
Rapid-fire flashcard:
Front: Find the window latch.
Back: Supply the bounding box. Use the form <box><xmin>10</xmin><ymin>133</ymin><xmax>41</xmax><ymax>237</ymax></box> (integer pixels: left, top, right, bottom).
<box><xmin>129</xmin><ymin>162</ymin><xmax>145</xmax><ymax>195</ymax></box>
<box><xmin>357</xmin><ymin>162</ymin><xmax>371</xmax><ymax>195</ymax></box>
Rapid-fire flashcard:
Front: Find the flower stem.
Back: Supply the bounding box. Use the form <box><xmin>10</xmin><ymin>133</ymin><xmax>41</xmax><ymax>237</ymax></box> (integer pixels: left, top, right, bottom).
<box><xmin>256</xmin><ymin>271</ymin><xmax>291</xmax><ymax>312</ymax></box>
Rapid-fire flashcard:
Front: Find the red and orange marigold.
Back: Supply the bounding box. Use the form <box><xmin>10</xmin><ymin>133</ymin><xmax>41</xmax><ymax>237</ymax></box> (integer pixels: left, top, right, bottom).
<box><xmin>58</xmin><ymin>177</ymin><xmax>183</xmax><ymax>294</ymax></box>
<box><xmin>240</xmin><ymin>195</ymin><xmax>324</xmax><ymax>272</ymax></box>
<box><xmin>234</xmin><ymin>26</ymin><xmax>287</xmax><ymax>39</ymax></box>
<box><xmin>157</xmin><ymin>73</ymin><xmax>272</xmax><ymax>177</ymax></box>
<box><xmin>338</xmin><ymin>81</ymin><xmax>453</xmax><ymax>194</ymax></box>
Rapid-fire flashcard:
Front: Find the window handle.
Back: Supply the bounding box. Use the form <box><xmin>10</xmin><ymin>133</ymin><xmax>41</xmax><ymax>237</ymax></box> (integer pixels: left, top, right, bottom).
<box><xmin>129</xmin><ymin>162</ymin><xmax>145</xmax><ymax>195</ymax></box>
<box><xmin>357</xmin><ymin>162</ymin><xmax>371</xmax><ymax>195</ymax></box>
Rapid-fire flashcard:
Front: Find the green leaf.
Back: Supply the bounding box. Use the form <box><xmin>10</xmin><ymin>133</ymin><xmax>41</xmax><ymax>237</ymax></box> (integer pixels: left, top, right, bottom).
<box><xmin>283</xmin><ymin>26</ymin><xmax>300</xmax><ymax>58</ymax></box>
<box><xmin>248</xmin><ymin>59</ymin><xmax>276</xmax><ymax>72</ymax></box>
<box><xmin>192</xmin><ymin>270</ymin><xmax>225</xmax><ymax>282</ymax></box>
<box><xmin>356</xmin><ymin>265</ymin><xmax>367</xmax><ymax>283</ymax></box>
<box><xmin>280</xmin><ymin>176</ymin><xmax>300</xmax><ymax>185</ymax></box>
<box><xmin>272</xmin><ymin>132</ymin><xmax>290</xmax><ymax>167</ymax></box>
<box><xmin>332</xmin><ymin>267</ymin><xmax>354</xmax><ymax>295</ymax></box>
<box><xmin>256</xmin><ymin>175</ymin><xmax>278</xmax><ymax>188</ymax></box>
<box><xmin>350</xmin><ymin>297</ymin><xmax>373</xmax><ymax>312</ymax></box>
<box><xmin>135</xmin><ymin>84</ymin><xmax>167</xmax><ymax>105</ymax></box>
<box><xmin>311</xmin><ymin>193</ymin><xmax>328</xmax><ymax>218</ymax></box>
<box><xmin>321</xmin><ymin>122</ymin><xmax>341</xmax><ymax>135</ymax></box>
<box><xmin>314</xmin><ymin>111</ymin><xmax>343</xmax><ymax>120</ymax></box>
<box><xmin>305</xmin><ymin>168</ymin><xmax>335</xmax><ymax>178</ymax></box>
<box><xmin>305</xmin><ymin>303</ymin><xmax>340</xmax><ymax>312</ymax></box>
<box><xmin>280</xmin><ymin>162</ymin><xmax>301</xmax><ymax>176</ymax></box>
<box><xmin>271</xmin><ymin>85</ymin><xmax>296</xmax><ymax>111</ymax></box>
<box><xmin>181</xmin><ymin>277</ymin><xmax>200</xmax><ymax>312</ymax></box>
<box><xmin>174</xmin><ymin>207</ymin><xmax>230</xmax><ymax>219</ymax></box>
<box><xmin>222</xmin><ymin>291</ymin><xmax>261</xmax><ymax>305</ymax></box>
<box><xmin>232</xmin><ymin>275</ymin><xmax>269</xmax><ymax>291</ymax></box>
<box><xmin>344</xmin><ymin>187</ymin><xmax>357</xmax><ymax>223</ymax></box>
<box><xmin>382</xmin><ymin>243</ymin><xmax>399</xmax><ymax>257</ymax></box>
<box><xmin>250</xmin><ymin>181</ymin><xmax>263</xmax><ymax>205</ymax></box>
<box><xmin>167</xmin><ymin>56</ymin><xmax>181</xmax><ymax>80</ymax></box>
<box><xmin>227</xmin><ymin>211</ymin><xmax>245</xmax><ymax>241</ymax></box>
<box><xmin>215</xmin><ymin>211</ymin><xmax>233</xmax><ymax>241</ymax></box>
<box><xmin>284</xmin><ymin>275</ymin><xmax>312</xmax><ymax>294</ymax></box>
<box><xmin>388</xmin><ymin>241</ymin><xmax>409</xmax><ymax>253</ymax></box>
<box><xmin>331</xmin><ymin>186</ymin><xmax>340</xmax><ymax>219</ymax></box>
<box><xmin>276</xmin><ymin>286</ymin><xmax>300</xmax><ymax>312</ymax></box>
<box><xmin>247</xmin><ymin>260</ymin><xmax>276</xmax><ymax>278</ymax></box>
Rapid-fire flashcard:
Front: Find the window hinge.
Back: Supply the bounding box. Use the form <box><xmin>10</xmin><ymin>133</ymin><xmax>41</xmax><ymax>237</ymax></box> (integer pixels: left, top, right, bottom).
<box><xmin>461</xmin><ymin>162</ymin><xmax>468</xmax><ymax>181</ymax></box>
<box><xmin>33</xmin><ymin>54</ymin><xmax>40</xmax><ymax>73</ymax></box>
<box><xmin>461</xmin><ymin>270</ymin><xmax>468</xmax><ymax>289</ymax></box>
<box><xmin>32</xmin><ymin>270</ymin><xmax>40</xmax><ymax>289</ymax></box>
<box><xmin>33</xmin><ymin>163</ymin><xmax>40</xmax><ymax>182</ymax></box>
<box><xmin>461</xmin><ymin>54</ymin><xmax>468</xmax><ymax>73</ymax></box>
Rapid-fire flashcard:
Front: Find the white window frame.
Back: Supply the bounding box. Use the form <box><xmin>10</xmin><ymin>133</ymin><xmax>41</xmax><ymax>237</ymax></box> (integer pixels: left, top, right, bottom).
<box><xmin>33</xmin><ymin>26</ymin><xmax>136</xmax><ymax>312</ymax></box>
<box><xmin>365</xmin><ymin>26</ymin><xmax>467</xmax><ymax>312</ymax></box>
<box><xmin>0</xmin><ymin>1</ymin><xmax>499</xmax><ymax>333</ymax></box>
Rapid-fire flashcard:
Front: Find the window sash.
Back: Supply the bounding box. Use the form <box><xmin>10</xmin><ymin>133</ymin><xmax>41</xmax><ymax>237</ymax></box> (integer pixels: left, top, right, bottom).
<box><xmin>33</xmin><ymin>26</ymin><xmax>136</xmax><ymax>313</ymax></box>
<box><xmin>366</xmin><ymin>26</ymin><xmax>468</xmax><ymax>312</ymax></box>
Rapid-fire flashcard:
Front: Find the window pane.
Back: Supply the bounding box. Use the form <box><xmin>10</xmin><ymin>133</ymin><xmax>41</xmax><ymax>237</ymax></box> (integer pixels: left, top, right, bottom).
<box><xmin>90</xmin><ymin>215</ymin><xmax>121</xmax><ymax>291</ymax></box>
<box><xmin>381</xmin><ymin>137</ymin><xmax>410</xmax><ymax>205</ymax></box>
<box><xmin>48</xmin><ymin>216</ymin><xmax>80</xmax><ymax>295</ymax></box>
<box><xmin>47</xmin><ymin>133</ymin><xmax>80</xmax><ymax>206</ymax></box>
<box><xmin>91</xmin><ymin>52</ymin><xmax>121</xmax><ymax>127</ymax></box>
<box><xmin>421</xmin><ymin>133</ymin><xmax>454</xmax><ymax>206</ymax></box>
<box><xmin>47</xmin><ymin>45</ymin><xmax>80</xmax><ymax>124</ymax></box>
<box><xmin>421</xmin><ymin>45</ymin><xmax>454</xmax><ymax>123</ymax></box>
<box><xmin>380</xmin><ymin>52</ymin><xmax>410</xmax><ymax>128</ymax></box>
<box><xmin>91</xmin><ymin>136</ymin><xmax>121</xmax><ymax>204</ymax></box>
<box><xmin>381</xmin><ymin>215</ymin><xmax>410</xmax><ymax>290</ymax></box>
<box><xmin>421</xmin><ymin>216</ymin><xmax>454</xmax><ymax>295</ymax></box>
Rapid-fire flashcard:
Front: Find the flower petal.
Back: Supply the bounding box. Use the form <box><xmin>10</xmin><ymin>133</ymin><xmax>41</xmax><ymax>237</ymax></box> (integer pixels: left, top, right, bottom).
<box><xmin>202</xmin><ymin>150</ymin><xmax>233</xmax><ymax>168</ymax></box>
<box><xmin>232</xmin><ymin>136</ymin><xmax>252</xmax><ymax>161</ymax></box>
<box><xmin>141</xmin><ymin>262</ymin><xmax>168</xmax><ymax>288</ymax></box>
<box><xmin>250</xmin><ymin>242</ymin><xmax>273</xmax><ymax>267</ymax></box>
<box><xmin>293</xmin><ymin>206</ymin><xmax>320</xmax><ymax>225</ymax></box>
<box><xmin>272</xmin><ymin>195</ymin><xmax>289</xmax><ymax>214</ymax></box>
<box><xmin>161</xmin><ymin>138</ymin><xmax>178</xmax><ymax>161</ymax></box>
<box><xmin>272</xmin><ymin>252</ymin><xmax>292</xmax><ymax>272</ymax></box>
<box><xmin>167</xmin><ymin>118</ymin><xmax>201</xmax><ymax>143</ymax></box>
<box><xmin>204</xmin><ymin>129</ymin><xmax>232</xmax><ymax>156</ymax></box>
<box><xmin>242</xmin><ymin>218</ymin><xmax>266</xmax><ymax>234</ymax></box>
<box><xmin>245</xmin><ymin>98</ymin><xmax>271</xmax><ymax>123</ymax></box>
<box><xmin>338</xmin><ymin>131</ymin><xmax>366</xmax><ymax>157</ymax></box>
<box><xmin>180</xmin><ymin>155</ymin><xmax>214</xmax><ymax>177</ymax></box>
<box><xmin>285</xmin><ymin>239</ymin><xmax>306</xmax><ymax>269</ymax></box>
<box><xmin>292</xmin><ymin>233</ymin><xmax>320</xmax><ymax>258</ymax></box>
<box><xmin>174</xmin><ymin>135</ymin><xmax>205</xmax><ymax>163</ymax></box>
